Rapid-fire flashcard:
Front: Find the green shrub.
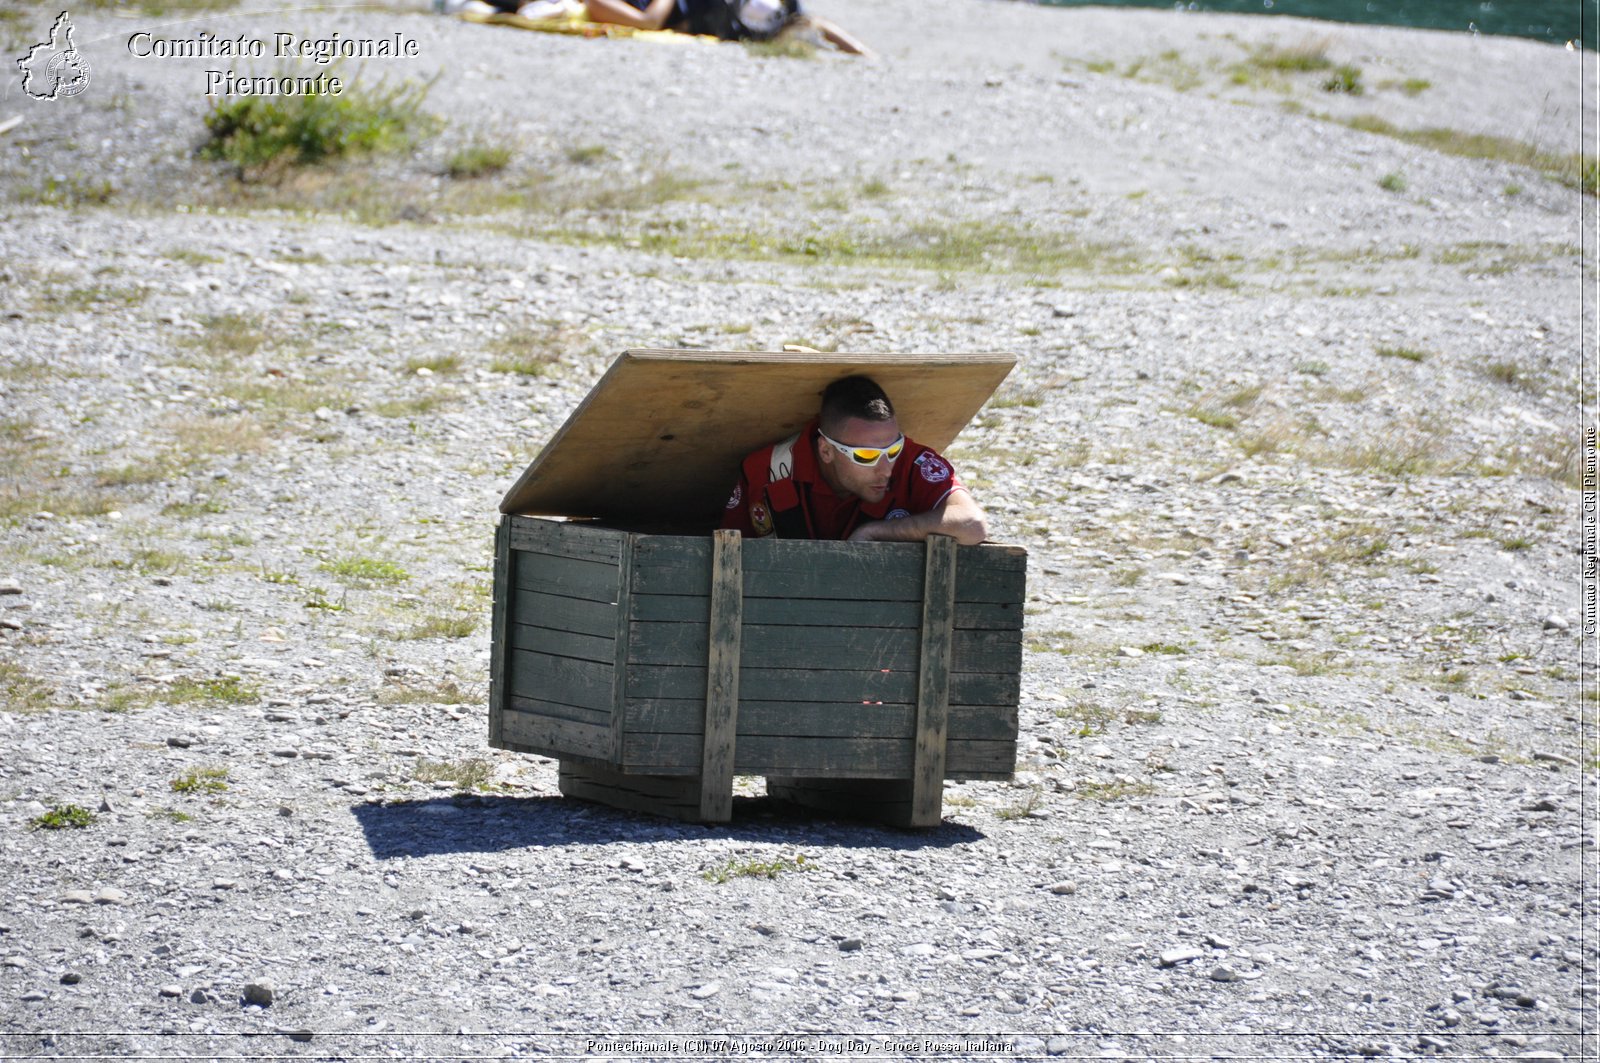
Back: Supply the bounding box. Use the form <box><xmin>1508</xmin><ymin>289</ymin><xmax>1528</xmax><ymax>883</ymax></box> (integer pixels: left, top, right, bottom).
<box><xmin>1378</xmin><ymin>171</ymin><xmax>1407</xmax><ymax>193</ymax></box>
<box><xmin>320</xmin><ymin>557</ymin><xmax>409</xmax><ymax>584</ymax></box>
<box><xmin>171</xmin><ymin>767</ymin><xmax>229</xmax><ymax>795</ymax></box>
<box><xmin>446</xmin><ymin>143</ymin><xmax>511</xmax><ymax>179</ymax></box>
<box><xmin>201</xmin><ymin>74</ymin><xmax>436</xmax><ymax>176</ymax></box>
<box><xmin>30</xmin><ymin>804</ymin><xmax>94</xmax><ymax>830</ymax></box>
<box><xmin>1323</xmin><ymin>64</ymin><xmax>1364</xmax><ymax>95</ymax></box>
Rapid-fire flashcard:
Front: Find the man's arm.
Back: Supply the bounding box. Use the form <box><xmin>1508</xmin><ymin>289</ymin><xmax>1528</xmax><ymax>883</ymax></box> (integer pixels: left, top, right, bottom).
<box><xmin>847</xmin><ymin>489</ymin><xmax>988</xmax><ymax>546</ymax></box>
<box><xmin>584</xmin><ymin>0</ymin><xmax>675</xmax><ymax>29</ymax></box>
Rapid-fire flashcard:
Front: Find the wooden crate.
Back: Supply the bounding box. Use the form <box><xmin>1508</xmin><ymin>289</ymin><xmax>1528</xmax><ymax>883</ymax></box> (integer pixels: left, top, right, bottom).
<box><xmin>490</xmin><ymin>515</ymin><xmax>1025</xmax><ymax>826</ymax></box>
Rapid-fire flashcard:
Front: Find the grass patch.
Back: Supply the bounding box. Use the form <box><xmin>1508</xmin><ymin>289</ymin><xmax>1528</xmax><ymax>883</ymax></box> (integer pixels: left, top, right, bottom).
<box><xmin>413</xmin><ymin>757</ymin><xmax>493</xmax><ymax>792</ymax></box>
<box><xmin>1376</xmin><ymin>346</ymin><xmax>1427</xmax><ymax>362</ymax></box>
<box><xmin>1343</xmin><ymin>115</ymin><xmax>1596</xmax><ymax>196</ymax></box>
<box><xmin>488</xmin><ymin>324</ymin><xmax>584</xmax><ymax>376</ymax></box>
<box><xmin>377</xmin><ymin>679</ymin><xmax>476</xmax><ymax>705</ymax></box>
<box><xmin>1311</xmin><ymin>429</ymin><xmax>1454</xmax><ymax>478</ymax></box>
<box><xmin>1055</xmin><ymin>700</ymin><xmax>1116</xmax><ymax>737</ymax></box>
<box><xmin>403</xmin><ymin>354</ymin><xmax>461</xmax><ymax>375</ymax></box>
<box><xmin>535</xmin><ymin>217</ymin><xmax>1144</xmax><ymax>277</ymax></box>
<box><xmin>399</xmin><ymin>613</ymin><xmax>479</xmax><ymax>640</ymax></box>
<box><xmin>165</xmin><ymin>676</ymin><xmax>259</xmax><ymax>705</ymax></box>
<box><xmin>1322</xmin><ymin>64</ymin><xmax>1364</xmax><ymax>95</ymax></box>
<box><xmin>744</xmin><ymin>37</ymin><xmax>816</xmax><ymax>59</ymax></box>
<box><xmin>564</xmin><ymin>143</ymin><xmax>609</xmax><ymax>165</ymax></box>
<box><xmin>372</xmin><ymin>393</ymin><xmax>454</xmax><ymax>418</ymax></box>
<box><xmin>29</xmin><ymin>804</ymin><xmax>95</xmax><ymax>830</ymax></box>
<box><xmin>303</xmin><ymin>586</ymin><xmax>346</xmax><ymax>611</ymax></box>
<box><xmin>1377</xmin><ymin>171</ymin><xmax>1407</xmax><ymax>193</ymax></box>
<box><xmin>163</xmin><ymin>248</ymin><xmax>223</xmax><ymax>267</ymax></box>
<box><xmin>15</xmin><ymin>174</ymin><xmax>117</xmax><ymax>207</ymax></box>
<box><xmin>446</xmin><ymin>142</ymin><xmax>512</xmax><ymax>179</ymax></box>
<box><xmin>702</xmin><ymin>853</ymin><xmax>810</xmax><ymax>882</ymax></box>
<box><xmin>995</xmin><ymin>786</ymin><xmax>1044</xmax><ymax>820</ymax></box>
<box><xmin>1248</xmin><ymin>41</ymin><xmax>1333</xmax><ymax>73</ymax></box>
<box><xmin>320</xmin><ymin>556</ymin><xmax>408</xmax><ymax>585</ymax></box>
<box><xmin>170</xmin><ymin>767</ymin><xmax>229</xmax><ymax>795</ymax></box>
<box><xmin>0</xmin><ymin>662</ymin><xmax>56</xmax><ymax>712</ymax></box>
<box><xmin>991</xmin><ymin>387</ymin><xmax>1044</xmax><ymax>409</ymax></box>
<box><xmin>188</xmin><ymin>313</ymin><xmax>269</xmax><ymax>361</ymax></box>
<box><xmin>201</xmin><ymin>73</ymin><xmax>437</xmax><ymax>178</ymax></box>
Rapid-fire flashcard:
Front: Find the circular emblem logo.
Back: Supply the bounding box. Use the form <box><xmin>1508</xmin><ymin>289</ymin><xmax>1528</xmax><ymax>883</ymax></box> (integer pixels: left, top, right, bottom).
<box><xmin>918</xmin><ymin>455</ymin><xmax>951</xmax><ymax>484</ymax></box>
<box><xmin>47</xmin><ymin>49</ymin><xmax>91</xmax><ymax>98</ymax></box>
<box><xmin>750</xmin><ymin>502</ymin><xmax>773</xmax><ymax>536</ymax></box>
<box><xmin>886</xmin><ymin>509</ymin><xmax>910</xmax><ymax>521</ymax></box>
<box><xmin>725</xmin><ymin>484</ymin><xmax>742</xmax><ymax>510</ymax></box>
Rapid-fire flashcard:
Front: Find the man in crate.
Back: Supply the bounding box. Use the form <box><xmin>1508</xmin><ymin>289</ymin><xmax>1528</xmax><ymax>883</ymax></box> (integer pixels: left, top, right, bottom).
<box><xmin>720</xmin><ymin>376</ymin><xmax>989</xmax><ymax>545</ymax></box>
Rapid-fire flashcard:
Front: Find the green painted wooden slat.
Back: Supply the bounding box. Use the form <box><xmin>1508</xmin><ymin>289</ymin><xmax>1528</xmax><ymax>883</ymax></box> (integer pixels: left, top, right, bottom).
<box><xmin>489</xmin><ymin>519</ymin><xmax>513</xmax><ymax>749</ymax></box>
<box><xmin>511</xmin><ymin>588</ymin><xmax>618</xmax><ymax>639</ymax></box>
<box><xmin>508</xmin><ymin>517</ymin><xmax>626</xmax><ymax>564</ymax></box>
<box><xmin>508</xmin><ymin>649</ymin><xmax>615</xmax><ymax>710</ymax></box>
<box><xmin>953</xmin><ymin>630</ymin><xmax>1024</xmax><ymax>674</ymax></box>
<box><xmin>911</xmin><ymin>535</ymin><xmax>957</xmax><ymax>827</ymax></box>
<box><xmin>952</xmin><ymin>549</ymin><xmax>1028</xmax><ymax>604</ymax></box>
<box><xmin>631</xmin><ymin>594</ymin><xmax>1022</xmax><ymax>630</ymax></box>
<box><xmin>608</xmin><ymin>534</ymin><xmax>634</xmax><ymax>767</ymax></box>
<box><xmin>509</xmin><ymin>622</ymin><xmax>615</xmax><ymax>665</ymax></box>
<box><xmin>628</xmin><ymin>622</ymin><xmax>1018</xmax><ymax>671</ymax></box>
<box><xmin>505</xmin><ymin>694</ymin><xmax>612</xmax><ymax>729</ymax></box>
<box><xmin>630</xmin><ymin>622</ymin><xmax>916</xmax><ymax>670</ymax></box>
<box><xmin>699</xmin><ymin>529</ymin><xmax>742</xmax><ymax>823</ymax></box>
<box><xmin>500</xmin><ymin>708</ymin><xmax>613</xmax><ymax>762</ymax></box>
<box><xmin>511</xmin><ymin>550</ymin><xmax>622</xmax><ymax>604</ymax></box>
<box><xmin>629</xmin><ymin>663</ymin><xmax>916</xmax><ymax>702</ymax></box>
<box><xmin>630</xmin><ymin>698</ymin><xmax>916</xmax><ymax>737</ymax></box>
<box><xmin>626</xmin><ymin>699</ymin><xmax>1018</xmax><ymax>740</ymax></box>
<box><xmin>635</xmin><ymin>536</ymin><xmax>1025</xmax><ymax>603</ymax></box>
<box><xmin>627</xmin><ymin>663</ymin><xmax>1019</xmax><ymax>705</ymax></box>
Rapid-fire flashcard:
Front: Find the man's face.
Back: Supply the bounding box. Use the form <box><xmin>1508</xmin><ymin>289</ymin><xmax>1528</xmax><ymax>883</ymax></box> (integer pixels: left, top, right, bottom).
<box><xmin>817</xmin><ymin>416</ymin><xmax>901</xmax><ymax>503</ymax></box>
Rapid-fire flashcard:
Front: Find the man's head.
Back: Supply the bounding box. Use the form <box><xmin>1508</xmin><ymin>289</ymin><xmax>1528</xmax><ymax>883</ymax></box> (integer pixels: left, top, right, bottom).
<box><xmin>815</xmin><ymin>376</ymin><xmax>902</xmax><ymax>504</ymax></box>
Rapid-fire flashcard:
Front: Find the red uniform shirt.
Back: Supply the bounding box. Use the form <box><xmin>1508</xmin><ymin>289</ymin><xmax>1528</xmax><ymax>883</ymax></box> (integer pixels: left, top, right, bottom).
<box><xmin>720</xmin><ymin>418</ymin><xmax>965</xmax><ymax>540</ymax></box>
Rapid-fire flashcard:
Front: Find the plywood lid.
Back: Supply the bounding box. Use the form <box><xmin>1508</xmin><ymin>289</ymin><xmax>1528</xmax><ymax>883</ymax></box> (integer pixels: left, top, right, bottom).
<box><xmin>499</xmin><ymin>349</ymin><xmax>1016</xmax><ymax>523</ymax></box>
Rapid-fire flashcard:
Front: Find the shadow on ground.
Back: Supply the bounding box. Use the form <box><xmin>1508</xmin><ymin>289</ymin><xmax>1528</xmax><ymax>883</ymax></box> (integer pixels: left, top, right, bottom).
<box><xmin>351</xmin><ymin>793</ymin><xmax>986</xmax><ymax>859</ymax></box>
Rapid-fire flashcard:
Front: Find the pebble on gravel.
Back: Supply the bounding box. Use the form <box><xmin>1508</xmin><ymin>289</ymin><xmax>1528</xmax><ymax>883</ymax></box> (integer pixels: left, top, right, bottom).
<box><xmin>242</xmin><ymin>979</ymin><xmax>275</xmax><ymax>1006</ymax></box>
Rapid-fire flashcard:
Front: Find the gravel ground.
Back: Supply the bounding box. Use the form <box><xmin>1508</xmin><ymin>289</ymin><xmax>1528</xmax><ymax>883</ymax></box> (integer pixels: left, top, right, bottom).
<box><xmin>0</xmin><ymin>1</ymin><xmax>1596</xmax><ymax>1059</ymax></box>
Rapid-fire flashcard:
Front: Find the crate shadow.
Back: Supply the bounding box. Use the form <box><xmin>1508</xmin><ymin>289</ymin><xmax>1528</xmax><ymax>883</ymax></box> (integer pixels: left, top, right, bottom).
<box><xmin>352</xmin><ymin>793</ymin><xmax>985</xmax><ymax>859</ymax></box>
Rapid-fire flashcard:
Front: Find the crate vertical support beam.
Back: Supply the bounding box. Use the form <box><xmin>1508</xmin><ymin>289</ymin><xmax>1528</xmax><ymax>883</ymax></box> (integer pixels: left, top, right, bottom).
<box><xmin>608</xmin><ymin>533</ymin><xmax>635</xmax><ymax>767</ymax></box>
<box><xmin>910</xmin><ymin>534</ymin><xmax>958</xmax><ymax>827</ymax></box>
<box><xmin>699</xmin><ymin>529</ymin><xmax>743</xmax><ymax>822</ymax></box>
<box><xmin>488</xmin><ymin>517</ymin><xmax>513</xmax><ymax>749</ymax></box>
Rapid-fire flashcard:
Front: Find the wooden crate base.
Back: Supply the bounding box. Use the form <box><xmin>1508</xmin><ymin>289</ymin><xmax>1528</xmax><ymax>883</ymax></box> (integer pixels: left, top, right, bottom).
<box><xmin>557</xmin><ymin>762</ymin><xmax>943</xmax><ymax>827</ymax></box>
<box><xmin>557</xmin><ymin>761</ymin><xmax>707</xmax><ymax>822</ymax></box>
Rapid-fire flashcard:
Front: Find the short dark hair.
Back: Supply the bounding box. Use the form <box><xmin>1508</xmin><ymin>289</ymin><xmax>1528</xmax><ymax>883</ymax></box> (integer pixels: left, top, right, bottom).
<box><xmin>820</xmin><ymin>376</ymin><xmax>894</xmax><ymax>433</ymax></box>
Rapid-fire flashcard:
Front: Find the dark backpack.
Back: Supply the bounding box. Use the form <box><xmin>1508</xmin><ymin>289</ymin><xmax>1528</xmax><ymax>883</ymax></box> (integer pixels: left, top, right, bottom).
<box><xmin>682</xmin><ymin>0</ymin><xmax>797</xmax><ymax>40</ymax></box>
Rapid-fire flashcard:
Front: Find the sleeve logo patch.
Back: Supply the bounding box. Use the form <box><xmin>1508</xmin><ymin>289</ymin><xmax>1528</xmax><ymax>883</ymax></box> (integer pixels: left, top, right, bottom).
<box><xmin>916</xmin><ymin>454</ymin><xmax>951</xmax><ymax>483</ymax></box>
<box><xmin>750</xmin><ymin>502</ymin><xmax>774</xmax><ymax>536</ymax></box>
<box><xmin>726</xmin><ymin>484</ymin><xmax>743</xmax><ymax>510</ymax></box>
